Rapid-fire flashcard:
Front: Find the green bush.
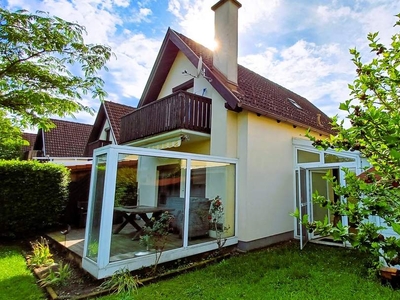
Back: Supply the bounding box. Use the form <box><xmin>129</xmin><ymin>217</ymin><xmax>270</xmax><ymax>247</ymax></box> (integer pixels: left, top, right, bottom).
<box><xmin>0</xmin><ymin>160</ymin><xmax>70</xmax><ymax>237</ymax></box>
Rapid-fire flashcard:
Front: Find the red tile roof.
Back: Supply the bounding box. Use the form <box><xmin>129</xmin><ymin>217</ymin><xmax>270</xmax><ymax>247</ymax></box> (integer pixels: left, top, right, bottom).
<box><xmin>37</xmin><ymin>119</ymin><xmax>93</xmax><ymax>157</ymax></box>
<box><xmin>104</xmin><ymin>101</ymin><xmax>136</xmax><ymax>143</ymax></box>
<box><xmin>139</xmin><ymin>28</ymin><xmax>333</xmax><ymax>135</ymax></box>
<box><xmin>86</xmin><ymin>101</ymin><xmax>136</xmax><ymax>151</ymax></box>
<box><xmin>174</xmin><ymin>30</ymin><xmax>333</xmax><ymax>133</ymax></box>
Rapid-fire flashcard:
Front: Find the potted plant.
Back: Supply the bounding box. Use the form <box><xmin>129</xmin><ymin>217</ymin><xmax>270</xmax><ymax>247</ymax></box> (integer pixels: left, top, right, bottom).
<box><xmin>137</xmin><ymin>234</ymin><xmax>153</xmax><ymax>256</ymax></box>
<box><xmin>208</xmin><ymin>196</ymin><xmax>230</xmax><ymax>251</ymax></box>
<box><xmin>139</xmin><ymin>211</ymin><xmax>174</xmax><ymax>274</ymax></box>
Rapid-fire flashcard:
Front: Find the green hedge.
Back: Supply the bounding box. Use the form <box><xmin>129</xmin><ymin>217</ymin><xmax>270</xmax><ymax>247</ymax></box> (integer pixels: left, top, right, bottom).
<box><xmin>0</xmin><ymin>160</ymin><xmax>70</xmax><ymax>237</ymax></box>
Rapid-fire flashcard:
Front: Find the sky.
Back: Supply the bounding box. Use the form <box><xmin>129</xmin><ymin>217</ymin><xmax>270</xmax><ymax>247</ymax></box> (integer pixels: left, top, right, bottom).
<box><xmin>3</xmin><ymin>0</ymin><xmax>400</xmax><ymax>129</ymax></box>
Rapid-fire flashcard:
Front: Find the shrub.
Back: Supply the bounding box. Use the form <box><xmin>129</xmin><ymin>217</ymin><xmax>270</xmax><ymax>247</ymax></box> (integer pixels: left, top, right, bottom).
<box><xmin>100</xmin><ymin>268</ymin><xmax>142</xmax><ymax>297</ymax></box>
<box><xmin>29</xmin><ymin>237</ymin><xmax>54</xmax><ymax>268</ymax></box>
<box><xmin>38</xmin><ymin>262</ymin><xmax>71</xmax><ymax>287</ymax></box>
<box><xmin>0</xmin><ymin>160</ymin><xmax>70</xmax><ymax>237</ymax></box>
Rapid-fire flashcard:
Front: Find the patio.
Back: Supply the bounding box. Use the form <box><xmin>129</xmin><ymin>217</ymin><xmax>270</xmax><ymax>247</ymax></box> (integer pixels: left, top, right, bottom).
<box><xmin>47</xmin><ymin>220</ymin><xmax>215</xmax><ymax>264</ymax></box>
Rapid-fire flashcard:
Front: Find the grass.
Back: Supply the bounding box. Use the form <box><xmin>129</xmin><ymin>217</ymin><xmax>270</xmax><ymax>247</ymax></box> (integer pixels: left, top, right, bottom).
<box><xmin>0</xmin><ymin>243</ymin><xmax>45</xmax><ymax>300</ymax></box>
<box><xmin>100</xmin><ymin>241</ymin><xmax>400</xmax><ymax>300</ymax></box>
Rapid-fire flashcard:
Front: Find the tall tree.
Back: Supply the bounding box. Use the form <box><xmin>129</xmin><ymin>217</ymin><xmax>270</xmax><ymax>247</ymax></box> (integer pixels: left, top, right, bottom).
<box><xmin>300</xmin><ymin>14</ymin><xmax>400</xmax><ymax>268</ymax></box>
<box><xmin>0</xmin><ymin>110</ymin><xmax>27</xmax><ymax>160</ymax></box>
<box><xmin>0</xmin><ymin>8</ymin><xmax>113</xmax><ymax>130</ymax></box>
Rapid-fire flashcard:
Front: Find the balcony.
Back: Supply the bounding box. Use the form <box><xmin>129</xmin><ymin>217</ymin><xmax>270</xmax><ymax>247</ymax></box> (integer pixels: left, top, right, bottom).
<box><xmin>86</xmin><ymin>140</ymin><xmax>112</xmax><ymax>156</ymax></box>
<box><xmin>120</xmin><ymin>91</ymin><xmax>211</xmax><ymax>144</ymax></box>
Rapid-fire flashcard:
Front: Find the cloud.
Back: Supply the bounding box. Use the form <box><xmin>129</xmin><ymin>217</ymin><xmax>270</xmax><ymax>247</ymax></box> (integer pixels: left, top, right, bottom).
<box><xmin>5</xmin><ymin>0</ymin><xmax>400</xmax><ymax>129</ymax></box>
<box><xmin>106</xmin><ymin>33</ymin><xmax>161</xmax><ymax>100</ymax></box>
<box><xmin>239</xmin><ymin>39</ymin><xmax>355</xmax><ymax>119</ymax></box>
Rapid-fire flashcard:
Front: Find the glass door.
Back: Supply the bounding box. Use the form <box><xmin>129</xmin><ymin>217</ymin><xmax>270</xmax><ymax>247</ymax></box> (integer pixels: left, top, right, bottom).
<box><xmin>310</xmin><ymin>170</ymin><xmax>331</xmax><ymax>239</ymax></box>
<box><xmin>297</xmin><ymin>167</ymin><xmax>309</xmax><ymax>249</ymax></box>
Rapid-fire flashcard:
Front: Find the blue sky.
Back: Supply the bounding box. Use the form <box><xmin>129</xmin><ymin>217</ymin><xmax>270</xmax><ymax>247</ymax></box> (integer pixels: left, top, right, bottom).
<box><xmin>3</xmin><ymin>0</ymin><xmax>400</xmax><ymax>128</ymax></box>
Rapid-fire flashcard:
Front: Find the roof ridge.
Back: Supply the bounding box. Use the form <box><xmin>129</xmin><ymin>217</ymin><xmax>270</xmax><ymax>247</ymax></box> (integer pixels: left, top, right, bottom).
<box><xmin>50</xmin><ymin>118</ymin><xmax>93</xmax><ymax>127</ymax></box>
<box><xmin>104</xmin><ymin>100</ymin><xmax>136</xmax><ymax>109</ymax></box>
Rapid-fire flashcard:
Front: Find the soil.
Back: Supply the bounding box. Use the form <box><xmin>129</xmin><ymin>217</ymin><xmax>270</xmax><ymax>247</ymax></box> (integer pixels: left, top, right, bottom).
<box><xmin>23</xmin><ymin>236</ymin><xmax>257</xmax><ymax>299</ymax></box>
<box><xmin>24</xmin><ymin>238</ymin><xmax>105</xmax><ymax>299</ymax></box>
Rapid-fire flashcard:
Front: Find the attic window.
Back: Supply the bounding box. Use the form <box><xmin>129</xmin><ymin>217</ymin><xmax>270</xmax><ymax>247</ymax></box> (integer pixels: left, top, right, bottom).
<box><xmin>288</xmin><ymin>98</ymin><xmax>302</xmax><ymax>109</ymax></box>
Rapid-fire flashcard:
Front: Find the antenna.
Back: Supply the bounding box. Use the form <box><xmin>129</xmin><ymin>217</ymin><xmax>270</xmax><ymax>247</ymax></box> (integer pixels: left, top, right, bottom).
<box><xmin>182</xmin><ymin>55</ymin><xmax>212</xmax><ymax>82</ymax></box>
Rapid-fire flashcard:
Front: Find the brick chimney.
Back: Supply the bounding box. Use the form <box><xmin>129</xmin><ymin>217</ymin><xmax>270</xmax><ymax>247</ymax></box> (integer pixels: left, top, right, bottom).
<box><xmin>211</xmin><ymin>0</ymin><xmax>242</xmax><ymax>87</ymax></box>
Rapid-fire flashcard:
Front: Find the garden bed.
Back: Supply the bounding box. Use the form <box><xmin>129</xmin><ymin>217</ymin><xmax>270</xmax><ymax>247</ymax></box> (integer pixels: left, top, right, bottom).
<box><xmin>27</xmin><ymin>236</ymin><xmax>237</xmax><ymax>299</ymax></box>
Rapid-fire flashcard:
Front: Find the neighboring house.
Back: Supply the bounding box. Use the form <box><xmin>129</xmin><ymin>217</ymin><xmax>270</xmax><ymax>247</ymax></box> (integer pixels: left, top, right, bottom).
<box><xmin>85</xmin><ymin>101</ymin><xmax>136</xmax><ymax>156</ymax></box>
<box><xmin>21</xmin><ymin>132</ymin><xmax>37</xmax><ymax>159</ymax></box>
<box><xmin>82</xmin><ymin>0</ymin><xmax>366</xmax><ymax>278</ymax></box>
<box><xmin>32</xmin><ymin>119</ymin><xmax>93</xmax><ymax>166</ymax></box>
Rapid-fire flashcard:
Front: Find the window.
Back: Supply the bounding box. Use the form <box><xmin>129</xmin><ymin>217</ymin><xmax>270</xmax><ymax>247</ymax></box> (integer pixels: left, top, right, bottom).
<box><xmin>324</xmin><ymin>153</ymin><xmax>355</xmax><ymax>163</ymax></box>
<box><xmin>297</xmin><ymin>149</ymin><xmax>320</xmax><ymax>163</ymax></box>
<box><xmin>288</xmin><ymin>98</ymin><xmax>302</xmax><ymax>109</ymax></box>
<box><xmin>105</xmin><ymin>128</ymin><xmax>111</xmax><ymax>142</ymax></box>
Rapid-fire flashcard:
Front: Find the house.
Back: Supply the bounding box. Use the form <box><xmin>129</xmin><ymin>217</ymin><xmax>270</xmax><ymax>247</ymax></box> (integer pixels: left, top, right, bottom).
<box><xmin>85</xmin><ymin>101</ymin><xmax>136</xmax><ymax>156</ymax></box>
<box><xmin>21</xmin><ymin>132</ymin><xmax>37</xmax><ymax>159</ymax></box>
<box><xmin>31</xmin><ymin>118</ymin><xmax>93</xmax><ymax>166</ymax></box>
<box><xmin>82</xmin><ymin>0</ymin><xmax>366</xmax><ymax>278</ymax></box>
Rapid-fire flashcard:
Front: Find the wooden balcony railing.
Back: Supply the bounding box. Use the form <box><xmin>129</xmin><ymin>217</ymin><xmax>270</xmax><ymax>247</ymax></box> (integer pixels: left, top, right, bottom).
<box><xmin>120</xmin><ymin>91</ymin><xmax>211</xmax><ymax>144</ymax></box>
<box><xmin>86</xmin><ymin>140</ymin><xmax>112</xmax><ymax>156</ymax></box>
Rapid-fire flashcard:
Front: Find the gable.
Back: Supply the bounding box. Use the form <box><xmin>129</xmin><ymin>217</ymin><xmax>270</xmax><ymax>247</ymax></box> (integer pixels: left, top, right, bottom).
<box><xmin>87</xmin><ymin>101</ymin><xmax>136</xmax><ymax>146</ymax></box>
<box><xmin>157</xmin><ymin>52</ymin><xmax>206</xmax><ymax>99</ymax></box>
<box><xmin>139</xmin><ymin>28</ymin><xmax>333</xmax><ymax>135</ymax></box>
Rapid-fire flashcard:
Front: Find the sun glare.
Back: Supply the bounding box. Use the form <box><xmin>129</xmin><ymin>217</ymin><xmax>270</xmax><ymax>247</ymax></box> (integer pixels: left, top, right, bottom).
<box><xmin>185</xmin><ymin>21</ymin><xmax>215</xmax><ymax>50</ymax></box>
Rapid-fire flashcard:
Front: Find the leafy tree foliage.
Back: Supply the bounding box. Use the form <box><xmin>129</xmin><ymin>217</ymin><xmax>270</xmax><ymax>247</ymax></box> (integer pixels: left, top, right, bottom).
<box><xmin>0</xmin><ymin>8</ymin><xmax>112</xmax><ymax>130</ymax></box>
<box><xmin>302</xmin><ymin>15</ymin><xmax>400</xmax><ymax>267</ymax></box>
<box><xmin>0</xmin><ymin>110</ymin><xmax>27</xmax><ymax>160</ymax></box>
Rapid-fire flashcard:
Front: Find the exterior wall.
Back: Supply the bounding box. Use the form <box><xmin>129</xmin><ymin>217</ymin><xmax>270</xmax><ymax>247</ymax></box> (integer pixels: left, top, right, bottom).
<box><xmin>237</xmin><ymin>113</ymin><xmax>322</xmax><ymax>243</ymax></box>
<box><xmin>210</xmin><ymin>92</ymin><xmax>237</xmax><ymax>158</ymax></box>
<box><xmin>158</xmin><ymin>52</ymin><xmax>213</xmax><ymax>99</ymax></box>
<box><xmin>135</xmin><ymin>48</ymin><xmax>335</xmax><ymax>248</ymax></box>
<box><xmin>172</xmin><ymin>140</ymin><xmax>210</xmax><ymax>155</ymax></box>
<box><xmin>99</xmin><ymin>119</ymin><xmax>114</xmax><ymax>144</ymax></box>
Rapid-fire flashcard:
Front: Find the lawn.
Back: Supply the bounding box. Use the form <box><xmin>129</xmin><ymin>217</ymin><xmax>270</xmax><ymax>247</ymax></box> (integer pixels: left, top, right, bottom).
<box><xmin>100</xmin><ymin>241</ymin><xmax>400</xmax><ymax>300</ymax></box>
<box><xmin>2</xmin><ymin>240</ymin><xmax>400</xmax><ymax>300</ymax></box>
<box><xmin>0</xmin><ymin>243</ymin><xmax>45</xmax><ymax>300</ymax></box>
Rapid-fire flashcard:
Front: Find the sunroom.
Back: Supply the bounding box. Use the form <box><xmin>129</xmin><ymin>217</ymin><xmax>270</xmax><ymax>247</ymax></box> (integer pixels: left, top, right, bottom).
<box><xmin>82</xmin><ymin>145</ymin><xmax>237</xmax><ymax>279</ymax></box>
<box><xmin>292</xmin><ymin>138</ymin><xmax>367</xmax><ymax>249</ymax></box>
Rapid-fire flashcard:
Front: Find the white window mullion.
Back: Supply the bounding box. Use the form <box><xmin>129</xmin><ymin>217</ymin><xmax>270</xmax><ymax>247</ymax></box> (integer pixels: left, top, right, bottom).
<box><xmin>183</xmin><ymin>158</ymin><xmax>191</xmax><ymax>248</ymax></box>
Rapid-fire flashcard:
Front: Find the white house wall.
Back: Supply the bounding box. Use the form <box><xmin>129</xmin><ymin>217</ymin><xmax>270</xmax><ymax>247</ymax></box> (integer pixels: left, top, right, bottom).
<box><xmin>175</xmin><ymin>140</ymin><xmax>210</xmax><ymax>155</ymax></box>
<box><xmin>158</xmin><ymin>52</ymin><xmax>213</xmax><ymax>99</ymax></box>
<box><xmin>238</xmin><ymin>114</ymin><xmax>321</xmax><ymax>243</ymax></box>
<box><xmin>210</xmin><ymin>91</ymin><xmax>238</xmax><ymax>158</ymax></box>
<box><xmin>99</xmin><ymin>119</ymin><xmax>115</xmax><ymax>144</ymax></box>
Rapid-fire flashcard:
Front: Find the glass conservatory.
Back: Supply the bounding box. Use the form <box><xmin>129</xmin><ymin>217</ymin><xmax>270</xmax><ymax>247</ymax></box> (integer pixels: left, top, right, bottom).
<box><xmin>82</xmin><ymin>145</ymin><xmax>238</xmax><ymax>279</ymax></box>
<box><xmin>292</xmin><ymin>138</ymin><xmax>367</xmax><ymax>249</ymax></box>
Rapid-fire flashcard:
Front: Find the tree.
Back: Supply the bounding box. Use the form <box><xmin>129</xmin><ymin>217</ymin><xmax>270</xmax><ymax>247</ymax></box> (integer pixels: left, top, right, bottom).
<box><xmin>300</xmin><ymin>14</ymin><xmax>400</xmax><ymax>268</ymax></box>
<box><xmin>0</xmin><ymin>110</ymin><xmax>27</xmax><ymax>160</ymax></box>
<box><xmin>0</xmin><ymin>8</ymin><xmax>113</xmax><ymax>130</ymax></box>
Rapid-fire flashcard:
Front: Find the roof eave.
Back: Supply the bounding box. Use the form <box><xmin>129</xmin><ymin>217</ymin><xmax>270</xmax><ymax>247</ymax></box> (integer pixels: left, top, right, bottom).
<box><xmin>238</xmin><ymin>103</ymin><xmax>333</xmax><ymax>136</ymax></box>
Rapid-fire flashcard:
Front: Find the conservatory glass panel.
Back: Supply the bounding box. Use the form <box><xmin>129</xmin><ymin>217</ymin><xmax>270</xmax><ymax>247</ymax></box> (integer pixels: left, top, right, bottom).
<box><xmin>86</xmin><ymin>154</ymin><xmax>107</xmax><ymax>261</ymax></box>
<box><xmin>324</xmin><ymin>153</ymin><xmax>355</xmax><ymax>163</ymax></box>
<box><xmin>297</xmin><ymin>149</ymin><xmax>320</xmax><ymax>163</ymax></box>
<box><xmin>109</xmin><ymin>153</ymin><xmax>185</xmax><ymax>262</ymax></box>
<box><xmin>188</xmin><ymin>160</ymin><xmax>236</xmax><ymax>246</ymax></box>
